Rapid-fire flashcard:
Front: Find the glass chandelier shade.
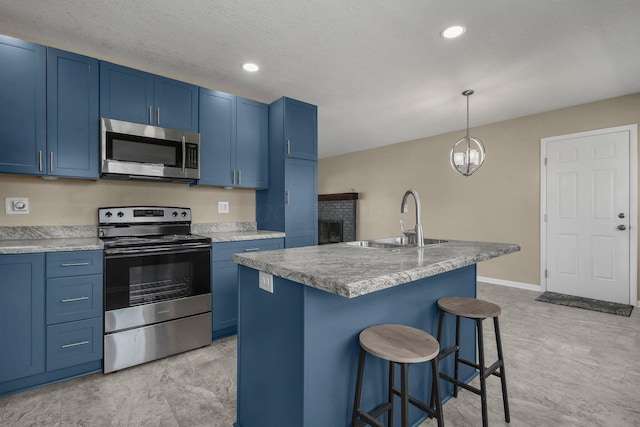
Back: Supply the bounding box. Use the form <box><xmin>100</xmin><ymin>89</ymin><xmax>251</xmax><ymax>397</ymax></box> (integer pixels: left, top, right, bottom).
<box><xmin>450</xmin><ymin>90</ymin><xmax>486</xmax><ymax>176</ymax></box>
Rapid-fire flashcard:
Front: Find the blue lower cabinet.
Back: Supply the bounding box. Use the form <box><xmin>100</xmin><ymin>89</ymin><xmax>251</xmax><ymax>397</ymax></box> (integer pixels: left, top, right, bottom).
<box><xmin>46</xmin><ymin>317</ymin><xmax>103</xmax><ymax>371</ymax></box>
<box><xmin>211</xmin><ymin>238</ymin><xmax>284</xmax><ymax>340</ymax></box>
<box><xmin>46</xmin><ymin>274</ymin><xmax>103</xmax><ymax>324</ymax></box>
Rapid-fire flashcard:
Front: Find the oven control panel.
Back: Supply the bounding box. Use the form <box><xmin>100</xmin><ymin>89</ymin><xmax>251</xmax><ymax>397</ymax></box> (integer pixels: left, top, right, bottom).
<box><xmin>99</xmin><ymin>206</ymin><xmax>191</xmax><ymax>224</ymax></box>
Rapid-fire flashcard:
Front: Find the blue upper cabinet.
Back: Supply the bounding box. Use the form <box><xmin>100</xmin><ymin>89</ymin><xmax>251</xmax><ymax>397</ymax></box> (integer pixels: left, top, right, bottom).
<box><xmin>47</xmin><ymin>48</ymin><xmax>99</xmax><ymax>179</ymax></box>
<box><xmin>0</xmin><ymin>253</ymin><xmax>45</xmax><ymax>384</ymax></box>
<box><xmin>199</xmin><ymin>89</ymin><xmax>268</xmax><ymax>188</ymax></box>
<box><xmin>100</xmin><ymin>61</ymin><xmax>198</xmax><ymax>133</ymax></box>
<box><xmin>0</xmin><ymin>36</ymin><xmax>98</xmax><ymax>179</ymax></box>
<box><xmin>0</xmin><ymin>35</ymin><xmax>46</xmax><ymax>175</ymax></box>
<box><xmin>199</xmin><ymin>88</ymin><xmax>236</xmax><ymax>187</ymax></box>
<box><xmin>284</xmin><ymin>97</ymin><xmax>317</xmax><ymax>160</ymax></box>
<box><xmin>236</xmin><ymin>97</ymin><xmax>268</xmax><ymax>189</ymax></box>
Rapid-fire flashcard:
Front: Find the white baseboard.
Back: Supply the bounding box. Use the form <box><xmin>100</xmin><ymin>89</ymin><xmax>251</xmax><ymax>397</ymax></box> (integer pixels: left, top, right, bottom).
<box><xmin>477</xmin><ymin>276</ymin><xmax>541</xmax><ymax>292</ymax></box>
<box><xmin>478</xmin><ymin>276</ymin><xmax>640</xmax><ymax>307</ymax></box>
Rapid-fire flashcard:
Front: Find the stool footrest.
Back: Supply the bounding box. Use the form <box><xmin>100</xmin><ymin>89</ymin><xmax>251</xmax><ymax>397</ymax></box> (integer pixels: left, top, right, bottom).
<box><xmin>440</xmin><ymin>372</ymin><xmax>482</xmax><ymax>396</ymax></box>
<box><xmin>354</xmin><ymin>402</ymin><xmax>391</xmax><ymax>427</ymax></box>
<box><xmin>390</xmin><ymin>386</ymin><xmax>439</xmax><ymax>418</ymax></box>
<box><xmin>457</xmin><ymin>357</ymin><xmax>504</xmax><ymax>379</ymax></box>
<box><xmin>438</xmin><ymin>344</ymin><xmax>459</xmax><ymax>360</ymax></box>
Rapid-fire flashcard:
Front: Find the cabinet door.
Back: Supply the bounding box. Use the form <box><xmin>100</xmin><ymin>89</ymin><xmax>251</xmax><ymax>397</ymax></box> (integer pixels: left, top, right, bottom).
<box><xmin>0</xmin><ymin>253</ymin><xmax>45</xmax><ymax>383</ymax></box>
<box><xmin>285</xmin><ymin>158</ymin><xmax>318</xmax><ymax>247</ymax></box>
<box><xmin>0</xmin><ymin>35</ymin><xmax>46</xmax><ymax>175</ymax></box>
<box><xmin>284</xmin><ymin>98</ymin><xmax>317</xmax><ymax>160</ymax></box>
<box><xmin>154</xmin><ymin>76</ymin><xmax>198</xmax><ymax>132</ymax></box>
<box><xmin>46</xmin><ymin>274</ymin><xmax>103</xmax><ymax>325</ymax></box>
<box><xmin>100</xmin><ymin>61</ymin><xmax>154</xmax><ymax>125</ymax></box>
<box><xmin>236</xmin><ymin>97</ymin><xmax>268</xmax><ymax>189</ymax></box>
<box><xmin>47</xmin><ymin>49</ymin><xmax>99</xmax><ymax>179</ymax></box>
<box><xmin>199</xmin><ymin>89</ymin><xmax>236</xmax><ymax>186</ymax></box>
<box><xmin>46</xmin><ymin>317</ymin><xmax>102</xmax><ymax>371</ymax></box>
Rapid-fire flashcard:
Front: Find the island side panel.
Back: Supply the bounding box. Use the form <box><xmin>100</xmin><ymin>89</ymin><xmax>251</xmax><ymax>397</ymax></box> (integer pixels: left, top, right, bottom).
<box><xmin>303</xmin><ymin>265</ymin><xmax>477</xmax><ymax>427</ymax></box>
<box><xmin>236</xmin><ymin>266</ymin><xmax>305</xmax><ymax>427</ymax></box>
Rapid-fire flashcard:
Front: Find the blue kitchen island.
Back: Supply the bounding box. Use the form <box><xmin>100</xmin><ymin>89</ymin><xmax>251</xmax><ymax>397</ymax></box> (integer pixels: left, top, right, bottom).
<box><xmin>232</xmin><ymin>240</ymin><xmax>519</xmax><ymax>427</ymax></box>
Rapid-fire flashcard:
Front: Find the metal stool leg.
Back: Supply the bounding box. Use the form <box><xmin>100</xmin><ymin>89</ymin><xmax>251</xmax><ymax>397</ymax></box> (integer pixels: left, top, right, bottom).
<box><xmin>494</xmin><ymin>316</ymin><xmax>510</xmax><ymax>423</ymax></box>
<box><xmin>352</xmin><ymin>347</ymin><xmax>367</xmax><ymax>426</ymax></box>
<box><xmin>477</xmin><ymin>319</ymin><xmax>488</xmax><ymax>427</ymax></box>
<box><xmin>453</xmin><ymin>315</ymin><xmax>461</xmax><ymax>398</ymax></box>
<box><xmin>431</xmin><ymin>356</ymin><xmax>445</xmax><ymax>427</ymax></box>
<box><xmin>401</xmin><ymin>363</ymin><xmax>409</xmax><ymax>427</ymax></box>
<box><xmin>388</xmin><ymin>361</ymin><xmax>395</xmax><ymax>427</ymax></box>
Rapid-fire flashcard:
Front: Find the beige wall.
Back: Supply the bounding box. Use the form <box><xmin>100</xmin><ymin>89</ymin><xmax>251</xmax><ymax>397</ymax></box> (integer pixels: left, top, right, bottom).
<box><xmin>0</xmin><ymin>175</ymin><xmax>255</xmax><ymax>226</ymax></box>
<box><xmin>319</xmin><ymin>93</ymin><xmax>640</xmax><ymax>295</ymax></box>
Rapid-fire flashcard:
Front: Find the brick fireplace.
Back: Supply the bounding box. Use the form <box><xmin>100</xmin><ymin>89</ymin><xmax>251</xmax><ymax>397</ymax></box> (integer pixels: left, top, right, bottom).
<box><xmin>318</xmin><ymin>192</ymin><xmax>358</xmax><ymax>244</ymax></box>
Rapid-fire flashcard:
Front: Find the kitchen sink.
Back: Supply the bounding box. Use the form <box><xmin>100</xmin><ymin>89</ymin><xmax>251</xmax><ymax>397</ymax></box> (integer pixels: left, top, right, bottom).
<box><xmin>345</xmin><ymin>236</ymin><xmax>448</xmax><ymax>248</ymax></box>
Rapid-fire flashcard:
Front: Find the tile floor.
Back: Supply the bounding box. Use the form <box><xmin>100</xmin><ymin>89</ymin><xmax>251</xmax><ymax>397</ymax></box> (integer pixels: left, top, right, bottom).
<box><xmin>1</xmin><ymin>283</ymin><xmax>639</xmax><ymax>426</ymax></box>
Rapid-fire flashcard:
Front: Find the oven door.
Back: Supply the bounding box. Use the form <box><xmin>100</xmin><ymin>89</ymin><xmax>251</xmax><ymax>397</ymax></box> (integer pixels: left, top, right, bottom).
<box><xmin>104</xmin><ymin>244</ymin><xmax>211</xmax><ymax>312</ymax></box>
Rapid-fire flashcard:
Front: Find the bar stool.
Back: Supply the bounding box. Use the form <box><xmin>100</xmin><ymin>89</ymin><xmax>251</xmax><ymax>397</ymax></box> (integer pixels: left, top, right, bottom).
<box><xmin>352</xmin><ymin>324</ymin><xmax>444</xmax><ymax>427</ymax></box>
<box><xmin>436</xmin><ymin>297</ymin><xmax>510</xmax><ymax>427</ymax></box>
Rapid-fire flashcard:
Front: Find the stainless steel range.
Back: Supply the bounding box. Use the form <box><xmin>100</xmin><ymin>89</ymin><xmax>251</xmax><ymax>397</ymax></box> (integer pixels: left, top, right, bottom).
<box><xmin>99</xmin><ymin>206</ymin><xmax>211</xmax><ymax>373</ymax></box>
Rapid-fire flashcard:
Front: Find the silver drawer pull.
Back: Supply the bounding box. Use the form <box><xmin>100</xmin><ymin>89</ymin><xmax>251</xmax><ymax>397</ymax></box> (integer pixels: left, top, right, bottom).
<box><xmin>61</xmin><ymin>296</ymin><xmax>89</xmax><ymax>303</ymax></box>
<box><xmin>244</xmin><ymin>248</ymin><xmax>261</xmax><ymax>252</ymax></box>
<box><xmin>60</xmin><ymin>262</ymin><xmax>90</xmax><ymax>267</ymax></box>
<box><xmin>61</xmin><ymin>340</ymin><xmax>89</xmax><ymax>349</ymax></box>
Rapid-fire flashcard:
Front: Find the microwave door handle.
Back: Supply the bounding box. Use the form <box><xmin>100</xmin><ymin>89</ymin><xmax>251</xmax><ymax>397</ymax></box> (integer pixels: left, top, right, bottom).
<box><xmin>181</xmin><ymin>136</ymin><xmax>186</xmax><ymax>173</ymax></box>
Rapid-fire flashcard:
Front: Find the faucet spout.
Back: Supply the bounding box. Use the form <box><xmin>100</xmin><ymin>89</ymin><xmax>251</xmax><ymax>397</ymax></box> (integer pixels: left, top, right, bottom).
<box><xmin>400</xmin><ymin>189</ymin><xmax>424</xmax><ymax>246</ymax></box>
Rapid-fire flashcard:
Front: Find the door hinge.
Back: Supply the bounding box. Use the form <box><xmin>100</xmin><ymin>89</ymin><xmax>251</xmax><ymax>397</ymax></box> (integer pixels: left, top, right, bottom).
<box><xmin>544</xmin><ymin>157</ymin><xmax>547</xmax><ymax>166</ymax></box>
<box><xmin>545</xmin><ymin>269</ymin><xmax>548</xmax><ymax>278</ymax></box>
<box><xmin>544</xmin><ymin>213</ymin><xmax>547</xmax><ymax>222</ymax></box>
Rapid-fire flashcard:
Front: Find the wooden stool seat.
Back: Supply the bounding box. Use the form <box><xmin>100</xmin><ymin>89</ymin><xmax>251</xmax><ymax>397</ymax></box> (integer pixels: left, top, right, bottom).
<box><xmin>359</xmin><ymin>324</ymin><xmax>440</xmax><ymax>364</ymax></box>
<box><xmin>438</xmin><ymin>296</ymin><xmax>501</xmax><ymax>319</ymax></box>
<box><xmin>352</xmin><ymin>324</ymin><xmax>444</xmax><ymax>427</ymax></box>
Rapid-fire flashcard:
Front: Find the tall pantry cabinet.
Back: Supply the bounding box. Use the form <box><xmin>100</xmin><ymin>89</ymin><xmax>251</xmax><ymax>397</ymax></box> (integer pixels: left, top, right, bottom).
<box><xmin>257</xmin><ymin>97</ymin><xmax>318</xmax><ymax>248</ymax></box>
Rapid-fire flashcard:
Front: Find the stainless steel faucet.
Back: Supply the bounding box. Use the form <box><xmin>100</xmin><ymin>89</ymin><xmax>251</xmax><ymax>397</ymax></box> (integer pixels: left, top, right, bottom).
<box><xmin>400</xmin><ymin>189</ymin><xmax>424</xmax><ymax>246</ymax></box>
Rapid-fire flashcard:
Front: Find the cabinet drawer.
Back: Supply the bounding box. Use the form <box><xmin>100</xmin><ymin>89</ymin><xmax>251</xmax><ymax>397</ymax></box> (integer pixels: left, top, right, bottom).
<box><xmin>46</xmin><ymin>274</ymin><xmax>103</xmax><ymax>324</ymax></box>
<box><xmin>212</xmin><ymin>238</ymin><xmax>283</xmax><ymax>262</ymax></box>
<box><xmin>46</xmin><ymin>317</ymin><xmax>103</xmax><ymax>371</ymax></box>
<box><xmin>46</xmin><ymin>250</ymin><xmax>102</xmax><ymax>278</ymax></box>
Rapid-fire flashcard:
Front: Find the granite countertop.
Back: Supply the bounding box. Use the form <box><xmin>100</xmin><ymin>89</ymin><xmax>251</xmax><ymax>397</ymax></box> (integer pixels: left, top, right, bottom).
<box><xmin>201</xmin><ymin>230</ymin><xmax>286</xmax><ymax>243</ymax></box>
<box><xmin>0</xmin><ymin>237</ymin><xmax>104</xmax><ymax>254</ymax></box>
<box><xmin>232</xmin><ymin>240</ymin><xmax>521</xmax><ymax>298</ymax></box>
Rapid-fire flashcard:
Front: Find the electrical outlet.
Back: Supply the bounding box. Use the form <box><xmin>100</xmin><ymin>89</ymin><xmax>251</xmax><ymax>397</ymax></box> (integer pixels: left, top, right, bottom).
<box><xmin>218</xmin><ymin>201</ymin><xmax>229</xmax><ymax>214</ymax></box>
<box><xmin>259</xmin><ymin>271</ymin><xmax>274</xmax><ymax>293</ymax></box>
<box><xmin>5</xmin><ymin>197</ymin><xmax>29</xmax><ymax>214</ymax></box>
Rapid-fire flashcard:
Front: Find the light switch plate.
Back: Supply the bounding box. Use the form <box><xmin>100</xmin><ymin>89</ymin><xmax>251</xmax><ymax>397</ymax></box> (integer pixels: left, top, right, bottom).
<box><xmin>5</xmin><ymin>197</ymin><xmax>29</xmax><ymax>214</ymax></box>
<box><xmin>218</xmin><ymin>201</ymin><xmax>229</xmax><ymax>214</ymax></box>
<box><xmin>259</xmin><ymin>271</ymin><xmax>274</xmax><ymax>293</ymax></box>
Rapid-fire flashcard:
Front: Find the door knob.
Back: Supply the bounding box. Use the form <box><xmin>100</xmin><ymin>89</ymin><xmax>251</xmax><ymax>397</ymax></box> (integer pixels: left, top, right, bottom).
<box><xmin>618</xmin><ymin>213</ymin><xmax>625</xmax><ymax>218</ymax></box>
<box><xmin>617</xmin><ymin>225</ymin><xmax>626</xmax><ymax>231</ymax></box>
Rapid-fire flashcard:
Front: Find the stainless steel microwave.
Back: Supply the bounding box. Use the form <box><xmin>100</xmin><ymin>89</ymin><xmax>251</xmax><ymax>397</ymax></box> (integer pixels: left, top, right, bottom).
<box><xmin>100</xmin><ymin>118</ymin><xmax>200</xmax><ymax>183</ymax></box>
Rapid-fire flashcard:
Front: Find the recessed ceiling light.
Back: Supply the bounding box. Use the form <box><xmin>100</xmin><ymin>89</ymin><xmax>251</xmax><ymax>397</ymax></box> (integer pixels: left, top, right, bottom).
<box><xmin>441</xmin><ymin>25</ymin><xmax>466</xmax><ymax>39</ymax></box>
<box><xmin>242</xmin><ymin>63</ymin><xmax>259</xmax><ymax>72</ymax></box>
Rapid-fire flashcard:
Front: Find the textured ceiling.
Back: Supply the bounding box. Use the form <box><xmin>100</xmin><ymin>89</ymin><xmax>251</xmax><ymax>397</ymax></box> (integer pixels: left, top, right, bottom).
<box><xmin>1</xmin><ymin>0</ymin><xmax>639</xmax><ymax>158</ymax></box>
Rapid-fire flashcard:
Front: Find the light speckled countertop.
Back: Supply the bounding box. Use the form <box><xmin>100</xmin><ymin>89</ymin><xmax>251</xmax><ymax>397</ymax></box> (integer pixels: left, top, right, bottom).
<box><xmin>233</xmin><ymin>240</ymin><xmax>520</xmax><ymax>298</ymax></box>
<box><xmin>0</xmin><ymin>224</ymin><xmax>285</xmax><ymax>254</ymax></box>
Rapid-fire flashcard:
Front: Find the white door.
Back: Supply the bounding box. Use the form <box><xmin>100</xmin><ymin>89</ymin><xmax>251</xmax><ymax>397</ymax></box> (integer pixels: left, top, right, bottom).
<box><xmin>545</xmin><ymin>128</ymin><xmax>631</xmax><ymax>304</ymax></box>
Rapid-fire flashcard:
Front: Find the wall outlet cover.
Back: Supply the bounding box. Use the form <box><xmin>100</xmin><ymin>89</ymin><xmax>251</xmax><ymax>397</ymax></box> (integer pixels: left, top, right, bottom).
<box><xmin>259</xmin><ymin>271</ymin><xmax>274</xmax><ymax>293</ymax></box>
<box><xmin>218</xmin><ymin>201</ymin><xmax>229</xmax><ymax>214</ymax></box>
<box><xmin>5</xmin><ymin>197</ymin><xmax>29</xmax><ymax>214</ymax></box>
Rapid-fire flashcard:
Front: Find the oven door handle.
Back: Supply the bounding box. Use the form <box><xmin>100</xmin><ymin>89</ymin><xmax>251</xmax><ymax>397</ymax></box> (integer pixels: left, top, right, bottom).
<box><xmin>105</xmin><ymin>244</ymin><xmax>211</xmax><ymax>257</ymax></box>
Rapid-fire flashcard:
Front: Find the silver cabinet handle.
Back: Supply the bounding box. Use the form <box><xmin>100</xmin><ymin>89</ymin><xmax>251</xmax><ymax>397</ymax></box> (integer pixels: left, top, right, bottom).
<box><xmin>60</xmin><ymin>262</ymin><xmax>90</xmax><ymax>267</ymax></box>
<box><xmin>61</xmin><ymin>340</ymin><xmax>89</xmax><ymax>349</ymax></box>
<box><xmin>238</xmin><ymin>169</ymin><xmax>242</xmax><ymax>185</ymax></box>
<box><xmin>285</xmin><ymin>191</ymin><xmax>290</xmax><ymax>205</ymax></box>
<box><xmin>157</xmin><ymin>107</ymin><xmax>160</xmax><ymax>125</ymax></box>
<box><xmin>61</xmin><ymin>296</ymin><xmax>89</xmax><ymax>303</ymax></box>
<box><xmin>286</xmin><ymin>140</ymin><xmax>291</xmax><ymax>155</ymax></box>
<box><xmin>181</xmin><ymin>136</ymin><xmax>186</xmax><ymax>173</ymax></box>
<box><xmin>49</xmin><ymin>152</ymin><xmax>53</xmax><ymax>173</ymax></box>
<box><xmin>243</xmin><ymin>248</ymin><xmax>261</xmax><ymax>252</ymax></box>
<box><xmin>38</xmin><ymin>150</ymin><xmax>43</xmax><ymax>172</ymax></box>
<box><xmin>148</xmin><ymin>106</ymin><xmax>153</xmax><ymax>124</ymax></box>
<box><xmin>232</xmin><ymin>169</ymin><xmax>236</xmax><ymax>185</ymax></box>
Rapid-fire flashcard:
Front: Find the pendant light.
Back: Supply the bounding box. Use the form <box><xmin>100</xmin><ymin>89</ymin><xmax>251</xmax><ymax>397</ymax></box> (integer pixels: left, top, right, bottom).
<box><xmin>450</xmin><ymin>90</ymin><xmax>486</xmax><ymax>176</ymax></box>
